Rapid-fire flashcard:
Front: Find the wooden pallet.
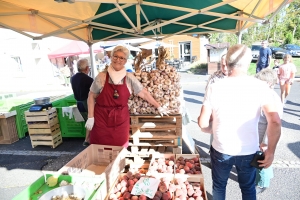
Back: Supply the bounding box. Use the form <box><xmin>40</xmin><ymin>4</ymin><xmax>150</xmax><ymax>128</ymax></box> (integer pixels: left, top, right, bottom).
<box><xmin>130</xmin><ymin>114</ymin><xmax>182</xmax><ymax>133</ymax></box>
<box><xmin>25</xmin><ymin>108</ymin><xmax>58</xmax><ymax>129</ymax></box>
<box><xmin>30</xmin><ymin>131</ymin><xmax>63</xmax><ymax>148</ymax></box>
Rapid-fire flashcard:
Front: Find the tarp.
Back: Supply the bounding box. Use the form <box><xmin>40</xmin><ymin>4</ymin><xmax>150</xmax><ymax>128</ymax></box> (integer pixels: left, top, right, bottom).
<box><xmin>0</xmin><ymin>0</ymin><xmax>290</xmax><ymax>43</ymax></box>
<box><xmin>48</xmin><ymin>41</ymin><xmax>103</xmax><ymax>59</ymax></box>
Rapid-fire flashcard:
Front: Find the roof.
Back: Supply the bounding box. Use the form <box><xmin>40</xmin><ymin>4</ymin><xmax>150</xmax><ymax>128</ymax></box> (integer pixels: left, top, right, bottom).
<box><xmin>0</xmin><ymin>0</ymin><xmax>290</xmax><ymax>43</ymax></box>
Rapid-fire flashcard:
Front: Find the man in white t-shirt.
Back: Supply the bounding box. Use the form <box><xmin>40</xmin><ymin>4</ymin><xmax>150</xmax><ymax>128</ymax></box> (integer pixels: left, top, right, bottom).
<box><xmin>198</xmin><ymin>44</ymin><xmax>281</xmax><ymax>200</ymax></box>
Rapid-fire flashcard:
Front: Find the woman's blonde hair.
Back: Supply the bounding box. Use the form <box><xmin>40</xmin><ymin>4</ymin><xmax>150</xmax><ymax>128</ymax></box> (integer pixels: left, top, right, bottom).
<box><xmin>255</xmin><ymin>68</ymin><xmax>278</xmax><ymax>88</ymax></box>
<box><xmin>111</xmin><ymin>45</ymin><xmax>130</xmax><ymax>59</ymax></box>
<box><xmin>283</xmin><ymin>54</ymin><xmax>292</xmax><ymax>63</ymax></box>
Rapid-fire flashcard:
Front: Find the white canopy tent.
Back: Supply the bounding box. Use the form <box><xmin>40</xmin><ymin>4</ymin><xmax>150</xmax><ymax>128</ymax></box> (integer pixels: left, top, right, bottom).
<box><xmin>104</xmin><ymin>44</ymin><xmax>141</xmax><ymax>52</ymax></box>
<box><xmin>139</xmin><ymin>41</ymin><xmax>178</xmax><ymax>49</ymax></box>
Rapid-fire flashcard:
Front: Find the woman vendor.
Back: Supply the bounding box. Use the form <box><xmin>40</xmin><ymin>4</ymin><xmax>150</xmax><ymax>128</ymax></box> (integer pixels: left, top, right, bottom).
<box><xmin>85</xmin><ymin>45</ymin><xmax>169</xmax><ymax>147</ymax></box>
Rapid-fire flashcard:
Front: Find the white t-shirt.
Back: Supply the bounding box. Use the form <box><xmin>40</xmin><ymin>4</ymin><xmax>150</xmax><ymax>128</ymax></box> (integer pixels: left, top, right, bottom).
<box><xmin>203</xmin><ymin>76</ymin><xmax>275</xmax><ymax>155</ymax></box>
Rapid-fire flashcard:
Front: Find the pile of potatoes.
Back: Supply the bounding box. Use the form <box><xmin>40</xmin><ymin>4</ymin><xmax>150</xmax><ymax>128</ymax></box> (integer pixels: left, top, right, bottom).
<box><xmin>108</xmin><ymin>172</ymin><xmax>204</xmax><ymax>200</ymax></box>
<box><xmin>175</xmin><ymin>157</ymin><xmax>201</xmax><ymax>175</ymax></box>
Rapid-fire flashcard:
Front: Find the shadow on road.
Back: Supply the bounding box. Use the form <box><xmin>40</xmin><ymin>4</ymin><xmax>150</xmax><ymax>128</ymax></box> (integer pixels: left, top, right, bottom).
<box><xmin>184</xmin><ymin>97</ymin><xmax>202</xmax><ymax>104</ymax></box>
<box><xmin>286</xmin><ymin>100</ymin><xmax>300</xmax><ymax>107</ymax></box>
<box><xmin>287</xmin><ymin>142</ymin><xmax>300</xmax><ymax>159</ymax></box>
<box><xmin>281</xmin><ymin>119</ymin><xmax>300</xmax><ymax>131</ymax></box>
<box><xmin>183</xmin><ymin>90</ymin><xmax>205</xmax><ymax>97</ymax></box>
<box><xmin>283</xmin><ymin>110</ymin><xmax>300</xmax><ymax>118</ymax></box>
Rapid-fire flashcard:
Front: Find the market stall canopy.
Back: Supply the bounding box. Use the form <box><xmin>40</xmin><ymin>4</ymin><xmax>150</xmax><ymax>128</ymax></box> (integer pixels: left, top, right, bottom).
<box><xmin>0</xmin><ymin>0</ymin><xmax>290</xmax><ymax>44</ymax></box>
<box><xmin>104</xmin><ymin>44</ymin><xmax>141</xmax><ymax>52</ymax></box>
<box><xmin>48</xmin><ymin>41</ymin><xmax>103</xmax><ymax>59</ymax></box>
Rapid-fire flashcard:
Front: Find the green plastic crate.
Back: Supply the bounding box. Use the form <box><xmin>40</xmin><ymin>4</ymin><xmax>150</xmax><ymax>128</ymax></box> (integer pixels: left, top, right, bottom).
<box><xmin>56</xmin><ymin>107</ymin><xmax>86</xmax><ymax>138</ymax></box>
<box><xmin>9</xmin><ymin>101</ymin><xmax>34</xmax><ymax>139</ymax></box>
<box><xmin>13</xmin><ymin>173</ymin><xmax>105</xmax><ymax>200</ymax></box>
<box><xmin>54</xmin><ymin>94</ymin><xmax>86</xmax><ymax>138</ymax></box>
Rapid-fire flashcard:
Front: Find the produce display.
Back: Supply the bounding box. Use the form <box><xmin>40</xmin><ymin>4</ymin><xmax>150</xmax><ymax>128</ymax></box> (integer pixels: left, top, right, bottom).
<box><xmin>147</xmin><ymin>155</ymin><xmax>175</xmax><ymax>176</ymax></box>
<box><xmin>129</xmin><ymin>47</ymin><xmax>182</xmax><ymax>115</ymax></box>
<box><xmin>51</xmin><ymin>193</ymin><xmax>82</xmax><ymax>200</ymax></box>
<box><xmin>146</xmin><ymin>155</ymin><xmax>202</xmax><ymax>176</ymax></box>
<box><xmin>108</xmin><ymin>172</ymin><xmax>205</xmax><ymax>200</ymax></box>
<box><xmin>175</xmin><ymin>156</ymin><xmax>201</xmax><ymax>175</ymax></box>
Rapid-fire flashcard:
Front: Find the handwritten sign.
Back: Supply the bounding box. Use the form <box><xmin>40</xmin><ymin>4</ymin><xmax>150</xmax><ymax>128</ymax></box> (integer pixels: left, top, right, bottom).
<box><xmin>131</xmin><ymin>177</ymin><xmax>160</xmax><ymax>198</ymax></box>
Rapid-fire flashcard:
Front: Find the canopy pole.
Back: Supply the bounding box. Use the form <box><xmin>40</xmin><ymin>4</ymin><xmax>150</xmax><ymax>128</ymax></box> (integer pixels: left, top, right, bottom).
<box><xmin>237</xmin><ymin>31</ymin><xmax>243</xmax><ymax>44</ymax></box>
<box><xmin>88</xmin><ymin>43</ymin><xmax>97</xmax><ymax>78</ymax></box>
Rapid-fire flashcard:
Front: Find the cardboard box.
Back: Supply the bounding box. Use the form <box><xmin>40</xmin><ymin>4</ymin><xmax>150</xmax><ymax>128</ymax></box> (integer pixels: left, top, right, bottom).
<box><xmin>59</xmin><ymin>144</ymin><xmax>126</xmax><ymax>199</ymax></box>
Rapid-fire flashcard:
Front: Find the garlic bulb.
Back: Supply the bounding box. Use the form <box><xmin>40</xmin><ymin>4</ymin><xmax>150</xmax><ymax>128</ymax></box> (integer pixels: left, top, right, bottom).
<box><xmin>128</xmin><ymin>63</ymin><xmax>182</xmax><ymax>115</ymax></box>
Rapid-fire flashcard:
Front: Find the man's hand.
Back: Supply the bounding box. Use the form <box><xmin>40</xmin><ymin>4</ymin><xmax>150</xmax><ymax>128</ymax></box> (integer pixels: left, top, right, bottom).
<box><xmin>85</xmin><ymin>117</ymin><xmax>95</xmax><ymax>130</ymax></box>
<box><xmin>157</xmin><ymin>107</ymin><xmax>169</xmax><ymax>116</ymax></box>
<box><xmin>257</xmin><ymin>149</ymin><xmax>274</xmax><ymax>169</ymax></box>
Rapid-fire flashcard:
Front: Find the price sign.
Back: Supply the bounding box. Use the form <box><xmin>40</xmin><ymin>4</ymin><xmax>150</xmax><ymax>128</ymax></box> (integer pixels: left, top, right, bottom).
<box><xmin>131</xmin><ymin>177</ymin><xmax>160</xmax><ymax>198</ymax></box>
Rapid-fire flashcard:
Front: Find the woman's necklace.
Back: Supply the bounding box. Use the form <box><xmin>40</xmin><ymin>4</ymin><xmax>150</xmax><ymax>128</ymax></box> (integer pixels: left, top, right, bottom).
<box><xmin>110</xmin><ymin>77</ymin><xmax>120</xmax><ymax>99</ymax></box>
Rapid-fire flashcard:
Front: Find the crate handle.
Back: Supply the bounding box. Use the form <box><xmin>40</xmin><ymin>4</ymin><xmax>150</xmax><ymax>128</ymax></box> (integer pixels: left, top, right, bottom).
<box><xmin>104</xmin><ymin>147</ymin><xmax>113</xmax><ymax>150</ymax></box>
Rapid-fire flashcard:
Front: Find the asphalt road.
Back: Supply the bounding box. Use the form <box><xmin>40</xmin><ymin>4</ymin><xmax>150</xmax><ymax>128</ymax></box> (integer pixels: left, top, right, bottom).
<box><xmin>1</xmin><ymin>70</ymin><xmax>300</xmax><ymax>200</ymax></box>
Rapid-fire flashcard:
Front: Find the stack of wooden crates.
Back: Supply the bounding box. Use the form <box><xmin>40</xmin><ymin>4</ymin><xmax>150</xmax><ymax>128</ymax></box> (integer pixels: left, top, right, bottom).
<box><xmin>128</xmin><ymin>114</ymin><xmax>182</xmax><ymax>156</ymax></box>
<box><xmin>25</xmin><ymin>108</ymin><xmax>62</xmax><ymax>148</ymax></box>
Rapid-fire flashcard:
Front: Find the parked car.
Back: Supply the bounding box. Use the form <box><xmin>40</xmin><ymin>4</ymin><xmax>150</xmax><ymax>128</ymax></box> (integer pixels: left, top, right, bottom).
<box><xmin>251</xmin><ymin>44</ymin><xmax>261</xmax><ymax>61</ymax></box>
<box><xmin>269</xmin><ymin>46</ymin><xmax>290</xmax><ymax>59</ymax></box>
<box><xmin>279</xmin><ymin>44</ymin><xmax>300</xmax><ymax>57</ymax></box>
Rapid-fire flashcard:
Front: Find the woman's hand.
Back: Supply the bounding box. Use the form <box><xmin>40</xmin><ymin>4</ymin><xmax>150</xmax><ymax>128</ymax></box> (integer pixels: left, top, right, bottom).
<box><xmin>157</xmin><ymin>106</ymin><xmax>170</xmax><ymax>116</ymax></box>
<box><xmin>85</xmin><ymin>117</ymin><xmax>95</xmax><ymax>130</ymax></box>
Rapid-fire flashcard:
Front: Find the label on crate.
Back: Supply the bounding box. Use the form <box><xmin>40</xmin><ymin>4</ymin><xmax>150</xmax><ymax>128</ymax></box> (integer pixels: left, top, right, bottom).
<box><xmin>131</xmin><ymin>177</ymin><xmax>160</xmax><ymax>198</ymax></box>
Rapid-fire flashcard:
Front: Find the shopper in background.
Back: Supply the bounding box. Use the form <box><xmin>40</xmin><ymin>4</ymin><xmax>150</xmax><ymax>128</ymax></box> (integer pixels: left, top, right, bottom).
<box><xmin>71</xmin><ymin>58</ymin><xmax>94</xmax><ymax>146</ymax></box>
<box><xmin>198</xmin><ymin>44</ymin><xmax>281</xmax><ymax>200</ymax></box>
<box><xmin>102</xmin><ymin>52</ymin><xmax>111</xmax><ymax>65</ymax></box>
<box><xmin>254</xmin><ymin>68</ymin><xmax>283</xmax><ymax>194</ymax></box>
<box><xmin>278</xmin><ymin>54</ymin><xmax>297</xmax><ymax>105</ymax></box>
<box><xmin>256</xmin><ymin>40</ymin><xmax>272</xmax><ymax>73</ymax></box>
<box><xmin>85</xmin><ymin>45</ymin><xmax>169</xmax><ymax>147</ymax></box>
<box><xmin>60</xmin><ymin>65</ymin><xmax>71</xmax><ymax>87</ymax></box>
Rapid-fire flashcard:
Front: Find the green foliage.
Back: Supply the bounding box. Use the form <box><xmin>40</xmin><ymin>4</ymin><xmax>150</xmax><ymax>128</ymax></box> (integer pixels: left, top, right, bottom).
<box><xmin>209</xmin><ymin>33</ymin><xmax>238</xmax><ymax>46</ymax></box>
<box><xmin>190</xmin><ymin>61</ymin><xmax>207</xmax><ymax>69</ymax></box>
<box><xmin>285</xmin><ymin>32</ymin><xmax>294</xmax><ymax>44</ymax></box>
<box><xmin>188</xmin><ymin>61</ymin><xmax>207</xmax><ymax>74</ymax></box>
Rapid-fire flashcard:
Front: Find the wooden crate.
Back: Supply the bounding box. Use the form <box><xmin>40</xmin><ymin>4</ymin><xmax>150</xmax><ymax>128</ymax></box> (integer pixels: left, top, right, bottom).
<box><xmin>30</xmin><ymin>131</ymin><xmax>62</xmax><ymax>148</ymax></box>
<box><xmin>130</xmin><ymin>114</ymin><xmax>182</xmax><ymax>138</ymax></box>
<box><xmin>28</xmin><ymin>123</ymin><xmax>60</xmax><ymax>135</ymax></box>
<box><xmin>25</xmin><ymin>108</ymin><xmax>58</xmax><ymax>129</ymax></box>
<box><xmin>0</xmin><ymin>111</ymin><xmax>19</xmax><ymax>144</ymax></box>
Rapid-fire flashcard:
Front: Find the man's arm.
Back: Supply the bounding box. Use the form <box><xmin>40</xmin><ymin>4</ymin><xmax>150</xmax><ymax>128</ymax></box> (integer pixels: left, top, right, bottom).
<box><xmin>198</xmin><ymin>105</ymin><xmax>213</xmax><ymax>131</ymax></box>
<box><xmin>258</xmin><ymin>103</ymin><xmax>281</xmax><ymax>169</ymax></box>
